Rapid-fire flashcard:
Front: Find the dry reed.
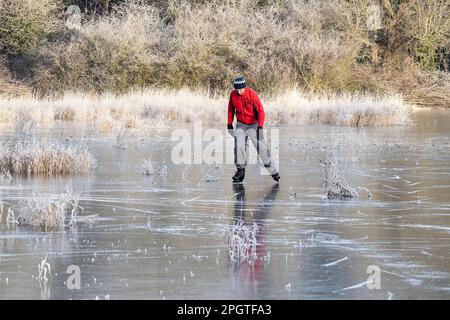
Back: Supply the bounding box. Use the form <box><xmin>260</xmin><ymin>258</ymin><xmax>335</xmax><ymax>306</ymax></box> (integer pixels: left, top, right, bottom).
<box><xmin>17</xmin><ymin>186</ymin><xmax>82</xmax><ymax>229</ymax></box>
<box><xmin>0</xmin><ymin>89</ymin><xmax>413</xmax><ymax>134</ymax></box>
<box><xmin>0</xmin><ymin>139</ymin><xmax>94</xmax><ymax>175</ymax></box>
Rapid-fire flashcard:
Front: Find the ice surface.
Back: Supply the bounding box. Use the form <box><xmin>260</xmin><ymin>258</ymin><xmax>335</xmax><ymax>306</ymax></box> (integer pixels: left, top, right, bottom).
<box><xmin>0</xmin><ymin>109</ymin><xmax>450</xmax><ymax>299</ymax></box>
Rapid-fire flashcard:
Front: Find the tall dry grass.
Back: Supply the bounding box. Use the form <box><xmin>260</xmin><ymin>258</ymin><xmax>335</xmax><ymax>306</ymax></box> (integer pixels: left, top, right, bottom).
<box><xmin>0</xmin><ymin>89</ymin><xmax>412</xmax><ymax>132</ymax></box>
<box><xmin>0</xmin><ymin>139</ymin><xmax>94</xmax><ymax>175</ymax></box>
<box><xmin>17</xmin><ymin>186</ymin><xmax>83</xmax><ymax>229</ymax></box>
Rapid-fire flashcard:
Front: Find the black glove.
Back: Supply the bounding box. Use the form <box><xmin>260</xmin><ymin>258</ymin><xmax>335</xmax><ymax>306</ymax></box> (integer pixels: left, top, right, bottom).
<box><xmin>227</xmin><ymin>124</ymin><xmax>234</xmax><ymax>137</ymax></box>
<box><xmin>257</xmin><ymin>126</ymin><xmax>263</xmax><ymax>140</ymax></box>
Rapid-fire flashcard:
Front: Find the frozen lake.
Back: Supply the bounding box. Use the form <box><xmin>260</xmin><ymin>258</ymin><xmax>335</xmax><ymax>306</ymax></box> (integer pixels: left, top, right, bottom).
<box><xmin>1</xmin><ymin>109</ymin><xmax>450</xmax><ymax>299</ymax></box>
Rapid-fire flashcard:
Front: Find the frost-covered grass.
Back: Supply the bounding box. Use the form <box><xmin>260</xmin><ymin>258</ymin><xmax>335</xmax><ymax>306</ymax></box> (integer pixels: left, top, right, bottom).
<box><xmin>0</xmin><ymin>89</ymin><xmax>412</xmax><ymax>135</ymax></box>
<box><xmin>17</xmin><ymin>187</ymin><xmax>82</xmax><ymax>229</ymax></box>
<box><xmin>0</xmin><ymin>139</ymin><xmax>94</xmax><ymax>175</ymax></box>
<box><xmin>139</xmin><ymin>159</ymin><xmax>168</xmax><ymax>176</ymax></box>
<box><xmin>266</xmin><ymin>90</ymin><xmax>413</xmax><ymax>127</ymax></box>
<box><xmin>139</xmin><ymin>159</ymin><xmax>154</xmax><ymax>176</ymax></box>
<box><xmin>320</xmin><ymin>133</ymin><xmax>372</xmax><ymax>200</ymax></box>
<box><xmin>227</xmin><ymin>220</ymin><xmax>259</xmax><ymax>262</ymax></box>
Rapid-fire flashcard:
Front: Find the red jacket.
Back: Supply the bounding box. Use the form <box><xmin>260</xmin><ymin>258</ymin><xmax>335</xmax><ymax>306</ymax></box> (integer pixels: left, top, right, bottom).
<box><xmin>228</xmin><ymin>88</ymin><xmax>265</xmax><ymax>128</ymax></box>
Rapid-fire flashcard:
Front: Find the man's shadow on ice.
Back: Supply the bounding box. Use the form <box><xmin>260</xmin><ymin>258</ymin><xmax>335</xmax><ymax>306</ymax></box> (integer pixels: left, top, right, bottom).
<box><xmin>227</xmin><ymin>183</ymin><xmax>279</xmax><ymax>286</ymax></box>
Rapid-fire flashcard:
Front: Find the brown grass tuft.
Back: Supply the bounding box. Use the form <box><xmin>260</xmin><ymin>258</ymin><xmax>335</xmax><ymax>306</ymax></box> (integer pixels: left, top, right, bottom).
<box><xmin>0</xmin><ymin>140</ymin><xmax>94</xmax><ymax>175</ymax></box>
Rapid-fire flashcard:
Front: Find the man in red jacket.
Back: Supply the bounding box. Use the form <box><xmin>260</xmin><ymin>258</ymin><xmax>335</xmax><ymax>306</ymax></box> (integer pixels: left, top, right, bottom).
<box><xmin>227</xmin><ymin>77</ymin><xmax>280</xmax><ymax>183</ymax></box>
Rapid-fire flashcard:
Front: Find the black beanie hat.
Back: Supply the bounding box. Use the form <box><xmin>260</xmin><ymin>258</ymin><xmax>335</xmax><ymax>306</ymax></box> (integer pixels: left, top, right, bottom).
<box><xmin>233</xmin><ymin>77</ymin><xmax>246</xmax><ymax>89</ymax></box>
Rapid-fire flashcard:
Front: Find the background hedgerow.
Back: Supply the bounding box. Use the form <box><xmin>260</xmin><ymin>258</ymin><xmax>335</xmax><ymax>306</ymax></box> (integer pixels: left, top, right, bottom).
<box><xmin>0</xmin><ymin>0</ymin><xmax>448</xmax><ymax>107</ymax></box>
